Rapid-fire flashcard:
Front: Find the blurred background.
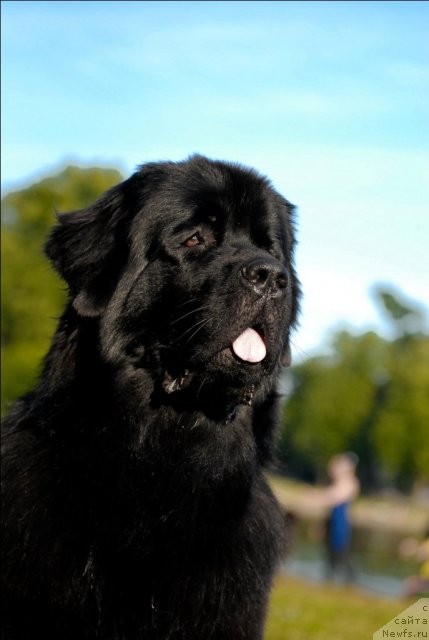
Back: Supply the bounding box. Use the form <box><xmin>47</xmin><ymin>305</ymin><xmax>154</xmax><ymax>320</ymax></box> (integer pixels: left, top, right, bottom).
<box><xmin>2</xmin><ymin>1</ymin><xmax>429</xmax><ymax>637</ymax></box>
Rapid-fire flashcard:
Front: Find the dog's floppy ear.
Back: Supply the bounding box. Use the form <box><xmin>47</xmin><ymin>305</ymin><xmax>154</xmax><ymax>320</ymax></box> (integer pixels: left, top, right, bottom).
<box><xmin>45</xmin><ymin>180</ymin><xmax>133</xmax><ymax>317</ymax></box>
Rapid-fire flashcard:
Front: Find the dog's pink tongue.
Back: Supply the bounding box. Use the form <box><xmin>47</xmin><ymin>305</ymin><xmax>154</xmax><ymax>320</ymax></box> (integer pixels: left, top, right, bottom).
<box><xmin>232</xmin><ymin>328</ymin><xmax>266</xmax><ymax>363</ymax></box>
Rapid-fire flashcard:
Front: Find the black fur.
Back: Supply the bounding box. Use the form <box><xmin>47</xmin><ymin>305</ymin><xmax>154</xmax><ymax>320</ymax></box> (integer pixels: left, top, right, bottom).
<box><xmin>1</xmin><ymin>155</ymin><xmax>300</xmax><ymax>640</ymax></box>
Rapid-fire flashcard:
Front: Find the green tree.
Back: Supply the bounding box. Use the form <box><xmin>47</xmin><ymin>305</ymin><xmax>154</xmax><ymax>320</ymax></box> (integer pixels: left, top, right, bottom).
<box><xmin>1</xmin><ymin>165</ymin><xmax>123</xmax><ymax>413</ymax></box>
<box><xmin>279</xmin><ymin>331</ymin><xmax>389</xmax><ymax>485</ymax></box>
<box><xmin>373</xmin><ymin>335</ymin><xmax>429</xmax><ymax>489</ymax></box>
<box><xmin>371</xmin><ymin>286</ymin><xmax>429</xmax><ymax>487</ymax></box>
<box><xmin>279</xmin><ymin>288</ymin><xmax>429</xmax><ymax>491</ymax></box>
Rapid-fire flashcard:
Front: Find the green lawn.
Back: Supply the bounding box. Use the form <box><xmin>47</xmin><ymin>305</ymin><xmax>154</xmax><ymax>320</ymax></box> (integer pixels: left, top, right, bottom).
<box><xmin>265</xmin><ymin>574</ymin><xmax>404</xmax><ymax>640</ymax></box>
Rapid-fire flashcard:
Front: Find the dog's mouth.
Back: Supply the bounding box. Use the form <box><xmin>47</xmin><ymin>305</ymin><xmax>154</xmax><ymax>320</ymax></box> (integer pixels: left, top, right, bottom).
<box><xmin>230</xmin><ymin>326</ymin><xmax>266</xmax><ymax>364</ymax></box>
<box><xmin>161</xmin><ymin>325</ymin><xmax>267</xmax><ymax>396</ymax></box>
<box><xmin>162</xmin><ymin>368</ymin><xmax>193</xmax><ymax>394</ymax></box>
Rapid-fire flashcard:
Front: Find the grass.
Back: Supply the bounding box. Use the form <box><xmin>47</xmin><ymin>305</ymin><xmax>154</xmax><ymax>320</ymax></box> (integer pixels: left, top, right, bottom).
<box><xmin>265</xmin><ymin>574</ymin><xmax>405</xmax><ymax>640</ymax></box>
<box><xmin>264</xmin><ymin>474</ymin><xmax>427</xmax><ymax>638</ymax></box>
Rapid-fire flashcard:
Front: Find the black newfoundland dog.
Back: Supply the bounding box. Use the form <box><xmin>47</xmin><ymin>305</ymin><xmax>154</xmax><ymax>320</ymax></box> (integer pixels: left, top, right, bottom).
<box><xmin>1</xmin><ymin>155</ymin><xmax>300</xmax><ymax>640</ymax></box>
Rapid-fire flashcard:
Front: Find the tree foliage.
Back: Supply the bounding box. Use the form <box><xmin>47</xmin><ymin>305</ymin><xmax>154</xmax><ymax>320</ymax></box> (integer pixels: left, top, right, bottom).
<box><xmin>279</xmin><ymin>294</ymin><xmax>429</xmax><ymax>491</ymax></box>
<box><xmin>372</xmin><ymin>336</ymin><xmax>429</xmax><ymax>488</ymax></box>
<box><xmin>1</xmin><ymin>166</ymin><xmax>123</xmax><ymax>412</ymax></box>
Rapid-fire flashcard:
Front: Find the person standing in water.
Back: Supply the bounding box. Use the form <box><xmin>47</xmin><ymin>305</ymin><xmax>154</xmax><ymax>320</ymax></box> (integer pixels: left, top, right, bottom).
<box><xmin>322</xmin><ymin>452</ymin><xmax>360</xmax><ymax>582</ymax></box>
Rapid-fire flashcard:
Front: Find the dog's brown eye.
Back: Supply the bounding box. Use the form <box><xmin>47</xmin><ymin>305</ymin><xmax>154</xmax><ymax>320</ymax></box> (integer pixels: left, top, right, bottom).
<box><xmin>183</xmin><ymin>234</ymin><xmax>203</xmax><ymax>248</ymax></box>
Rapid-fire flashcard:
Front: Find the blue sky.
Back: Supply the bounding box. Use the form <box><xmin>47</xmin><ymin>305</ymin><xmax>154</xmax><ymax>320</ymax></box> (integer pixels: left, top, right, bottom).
<box><xmin>2</xmin><ymin>1</ymin><xmax>428</xmax><ymax>357</ymax></box>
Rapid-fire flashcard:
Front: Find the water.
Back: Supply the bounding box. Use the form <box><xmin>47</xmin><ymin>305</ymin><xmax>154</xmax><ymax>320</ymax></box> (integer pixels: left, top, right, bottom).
<box><xmin>283</xmin><ymin>520</ymin><xmax>420</xmax><ymax>598</ymax></box>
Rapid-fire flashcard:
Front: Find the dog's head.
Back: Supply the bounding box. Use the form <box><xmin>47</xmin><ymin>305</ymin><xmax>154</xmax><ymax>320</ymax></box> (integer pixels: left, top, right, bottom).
<box><xmin>46</xmin><ymin>155</ymin><xmax>300</xmax><ymax>416</ymax></box>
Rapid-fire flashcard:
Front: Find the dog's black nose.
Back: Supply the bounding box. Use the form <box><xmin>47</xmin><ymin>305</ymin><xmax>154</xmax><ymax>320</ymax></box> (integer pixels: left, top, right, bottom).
<box><xmin>241</xmin><ymin>258</ymin><xmax>288</xmax><ymax>297</ymax></box>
